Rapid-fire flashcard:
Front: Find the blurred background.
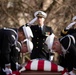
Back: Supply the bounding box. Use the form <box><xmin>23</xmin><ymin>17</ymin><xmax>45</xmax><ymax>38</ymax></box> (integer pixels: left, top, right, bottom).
<box><xmin>0</xmin><ymin>0</ymin><xmax>76</xmax><ymax>37</ymax></box>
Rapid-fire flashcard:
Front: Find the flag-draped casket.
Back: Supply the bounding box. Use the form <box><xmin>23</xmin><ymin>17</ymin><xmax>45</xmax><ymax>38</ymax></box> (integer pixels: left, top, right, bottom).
<box><xmin>20</xmin><ymin>59</ymin><xmax>69</xmax><ymax>75</ymax></box>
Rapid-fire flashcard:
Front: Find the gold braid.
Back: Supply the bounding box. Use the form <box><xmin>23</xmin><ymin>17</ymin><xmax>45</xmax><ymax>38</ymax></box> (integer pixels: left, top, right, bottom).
<box><xmin>62</xmin><ymin>29</ymin><xmax>68</xmax><ymax>34</ymax></box>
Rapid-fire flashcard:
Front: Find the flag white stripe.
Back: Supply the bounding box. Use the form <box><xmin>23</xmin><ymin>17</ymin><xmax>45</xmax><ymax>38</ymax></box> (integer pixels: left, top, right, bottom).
<box><xmin>58</xmin><ymin>65</ymin><xmax>64</xmax><ymax>71</ymax></box>
<box><xmin>31</xmin><ymin>60</ymin><xmax>38</xmax><ymax>70</ymax></box>
<box><xmin>44</xmin><ymin>60</ymin><xmax>51</xmax><ymax>71</ymax></box>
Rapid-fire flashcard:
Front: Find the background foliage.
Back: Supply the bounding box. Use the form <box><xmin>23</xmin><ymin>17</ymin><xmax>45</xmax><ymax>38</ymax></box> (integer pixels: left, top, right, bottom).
<box><xmin>0</xmin><ymin>0</ymin><xmax>76</xmax><ymax>37</ymax></box>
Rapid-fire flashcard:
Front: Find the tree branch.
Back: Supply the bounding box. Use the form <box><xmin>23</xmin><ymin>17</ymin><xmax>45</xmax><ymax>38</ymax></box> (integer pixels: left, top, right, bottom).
<box><xmin>1</xmin><ymin>1</ymin><xmax>19</xmax><ymax>26</ymax></box>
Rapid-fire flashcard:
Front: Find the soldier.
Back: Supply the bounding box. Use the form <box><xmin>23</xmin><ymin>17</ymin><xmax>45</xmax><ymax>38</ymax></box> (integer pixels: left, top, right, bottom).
<box><xmin>61</xmin><ymin>16</ymin><xmax>76</xmax><ymax>36</ymax></box>
<box><xmin>27</xmin><ymin>11</ymin><xmax>53</xmax><ymax>60</ymax></box>
<box><xmin>20</xmin><ymin>39</ymin><xmax>33</xmax><ymax>63</ymax></box>
<box><xmin>45</xmin><ymin>33</ymin><xmax>76</xmax><ymax>75</ymax></box>
<box><xmin>0</xmin><ymin>26</ymin><xmax>33</xmax><ymax>75</ymax></box>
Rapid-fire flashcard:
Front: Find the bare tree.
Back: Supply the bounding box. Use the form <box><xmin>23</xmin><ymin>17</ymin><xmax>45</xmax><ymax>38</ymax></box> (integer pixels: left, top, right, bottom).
<box><xmin>0</xmin><ymin>0</ymin><xmax>76</xmax><ymax>37</ymax></box>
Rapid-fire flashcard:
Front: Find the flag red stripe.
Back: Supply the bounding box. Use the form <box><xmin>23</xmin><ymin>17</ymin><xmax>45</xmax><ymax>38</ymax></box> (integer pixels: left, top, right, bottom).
<box><xmin>51</xmin><ymin>63</ymin><xmax>57</xmax><ymax>72</ymax></box>
<box><xmin>25</xmin><ymin>61</ymin><xmax>32</xmax><ymax>70</ymax></box>
<box><xmin>38</xmin><ymin>60</ymin><xmax>44</xmax><ymax>71</ymax></box>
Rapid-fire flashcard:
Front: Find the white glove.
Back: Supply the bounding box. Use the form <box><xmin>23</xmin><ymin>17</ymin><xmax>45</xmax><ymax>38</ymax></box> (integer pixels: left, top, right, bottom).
<box><xmin>2</xmin><ymin>67</ymin><xmax>12</xmax><ymax>75</ymax></box>
<box><xmin>66</xmin><ymin>22</ymin><xmax>76</xmax><ymax>29</ymax></box>
<box><xmin>69</xmin><ymin>71</ymin><xmax>76</xmax><ymax>75</ymax></box>
<box><xmin>16</xmin><ymin>62</ymin><xmax>20</xmax><ymax>70</ymax></box>
<box><xmin>19</xmin><ymin>67</ymin><xmax>26</xmax><ymax>73</ymax></box>
<box><xmin>28</xmin><ymin>17</ymin><xmax>37</xmax><ymax>25</ymax></box>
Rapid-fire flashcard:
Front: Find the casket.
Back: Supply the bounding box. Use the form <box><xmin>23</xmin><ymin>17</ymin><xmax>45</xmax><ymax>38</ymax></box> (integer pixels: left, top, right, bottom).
<box><xmin>19</xmin><ymin>59</ymin><xmax>68</xmax><ymax>75</ymax></box>
<box><xmin>21</xmin><ymin>71</ymin><xmax>62</xmax><ymax>75</ymax></box>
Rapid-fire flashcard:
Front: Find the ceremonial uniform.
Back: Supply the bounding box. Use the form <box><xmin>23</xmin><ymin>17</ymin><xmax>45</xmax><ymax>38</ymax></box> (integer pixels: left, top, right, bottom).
<box><xmin>0</xmin><ymin>25</ymin><xmax>33</xmax><ymax>75</ymax></box>
<box><xmin>11</xmin><ymin>41</ymin><xmax>21</xmax><ymax>71</ymax></box>
<box><xmin>45</xmin><ymin>28</ymin><xmax>76</xmax><ymax>73</ymax></box>
<box><xmin>0</xmin><ymin>28</ymin><xmax>21</xmax><ymax>74</ymax></box>
<box><xmin>28</xmin><ymin>11</ymin><xmax>53</xmax><ymax>60</ymax></box>
<box><xmin>30</xmin><ymin>25</ymin><xmax>53</xmax><ymax>60</ymax></box>
<box><xmin>59</xmin><ymin>33</ymin><xmax>76</xmax><ymax>72</ymax></box>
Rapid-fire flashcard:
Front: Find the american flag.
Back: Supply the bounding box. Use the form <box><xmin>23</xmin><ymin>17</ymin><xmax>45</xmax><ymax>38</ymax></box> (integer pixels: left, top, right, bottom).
<box><xmin>19</xmin><ymin>59</ymin><xmax>69</xmax><ymax>75</ymax></box>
